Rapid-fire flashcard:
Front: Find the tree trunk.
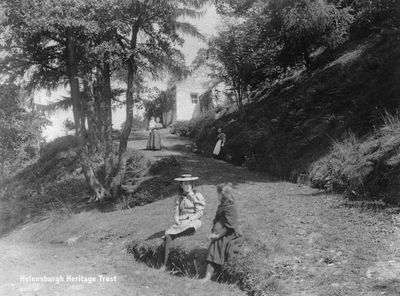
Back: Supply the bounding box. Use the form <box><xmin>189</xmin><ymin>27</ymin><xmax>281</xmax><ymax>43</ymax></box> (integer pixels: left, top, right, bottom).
<box><xmin>235</xmin><ymin>85</ymin><xmax>245</xmax><ymax>119</ymax></box>
<box><xmin>80</xmin><ymin>145</ymin><xmax>109</xmax><ymax>202</ymax></box>
<box><xmin>110</xmin><ymin>23</ymin><xmax>139</xmax><ymax>198</ymax></box>
<box><xmin>110</xmin><ymin>59</ymin><xmax>135</xmax><ymax>198</ymax></box>
<box><xmin>67</xmin><ymin>33</ymin><xmax>107</xmax><ymax>201</ymax></box>
<box><xmin>83</xmin><ymin>78</ymin><xmax>100</xmax><ymax>153</ymax></box>
<box><xmin>66</xmin><ymin>33</ymin><xmax>83</xmax><ymax>136</ymax></box>
<box><xmin>102</xmin><ymin>56</ymin><xmax>114</xmax><ymax>184</ymax></box>
<box><xmin>94</xmin><ymin>77</ymin><xmax>104</xmax><ymax>147</ymax></box>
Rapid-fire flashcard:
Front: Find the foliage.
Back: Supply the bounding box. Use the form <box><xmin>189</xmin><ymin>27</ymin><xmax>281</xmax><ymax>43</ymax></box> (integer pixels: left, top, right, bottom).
<box><xmin>119</xmin><ymin>114</ymin><xmax>147</xmax><ymax>132</ymax></box>
<box><xmin>279</xmin><ymin>0</ymin><xmax>354</xmax><ymax>69</ymax></box>
<box><xmin>38</xmin><ymin>135</ymin><xmax>82</xmax><ymax>164</ymax></box>
<box><xmin>349</xmin><ymin>0</ymin><xmax>400</xmax><ymax>37</ymax></box>
<box><xmin>0</xmin><ymin>135</ymin><xmax>87</xmax><ymax>235</ymax></box>
<box><xmin>186</xmin><ymin>25</ymin><xmax>400</xmax><ymax>182</ymax></box>
<box><xmin>209</xmin><ymin>0</ymin><xmax>355</xmax><ymax>112</ymax></box>
<box><xmin>0</xmin><ymin>0</ymin><xmax>209</xmax><ymax>201</ymax></box>
<box><xmin>119</xmin><ymin>155</ymin><xmax>180</xmax><ymax>209</ymax></box>
<box><xmin>128</xmin><ymin>231</ymin><xmax>277</xmax><ymax>295</ymax></box>
<box><xmin>308</xmin><ymin>111</ymin><xmax>400</xmax><ymax>203</ymax></box>
<box><xmin>170</xmin><ymin>121</ymin><xmax>193</xmax><ymax>137</ymax></box>
<box><xmin>0</xmin><ymin>82</ymin><xmax>48</xmax><ymax>179</ymax></box>
<box><xmin>170</xmin><ymin>114</ymin><xmax>215</xmax><ymax>138</ymax></box>
<box><xmin>208</xmin><ymin>11</ymin><xmax>281</xmax><ymax>114</ymax></box>
<box><xmin>63</xmin><ymin>119</ymin><xmax>76</xmax><ymax>135</ymax></box>
<box><xmin>143</xmin><ymin>86</ymin><xmax>176</xmax><ymax>119</ymax></box>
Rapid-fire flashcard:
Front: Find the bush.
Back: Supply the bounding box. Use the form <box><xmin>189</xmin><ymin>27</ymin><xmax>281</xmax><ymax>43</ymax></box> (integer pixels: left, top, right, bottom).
<box><xmin>351</xmin><ymin>0</ymin><xmax>400</xmax><ymax>38</ymax></box>
<box><xmin>39</xmin><ymin>135</ymin><xmax>82</xmax><ymax>163</ymax></box>
<box><xmin>308</xmin><ymin>111</ymin><xmax>400</xmax><ymax>203</ymax></box>
<box><xmin>120</xmin><ymin>155</ymin><xmax>181</xmax><ymax>209</ymax></box>
<box><xmin>170</xmin><ymin>114</ymin><xmax>215</xmax><ymax>139</ymax></box>
<box><xmin>170</xmin><ymin>121</ymin><xmax>192</xmax><ymax>136</ymax></box>
<box><xmin>0</xmin><ymin>136</ymin><xmax>87</xmax><ymax>235</ymax></box>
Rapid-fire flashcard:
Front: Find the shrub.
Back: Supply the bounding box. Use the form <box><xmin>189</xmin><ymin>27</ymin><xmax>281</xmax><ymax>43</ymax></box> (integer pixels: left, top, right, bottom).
<box><xmin>120</xmin><ymin>156</ymin><xmax>181</xmax><ymax>209</ymax></box>
<box><xmin>280</xmin><ymin>0</ymin><xmax>354</xmax><ymax>69</ymax></box>
<box><xmin>170</xmin><ymin>121</ymin><xmax>192</xmax><ymax>136</ymax></box>
<box><xmin>39</xmin><ymin>135</ymin><xmax>82</xmax><ymax>164</ymax></box>
<box><xmin>351</xmin><ymin>0</ymin><xmax>400</xmax><ymax>38</ymax></box>
<box><xmin>308</xmin><ymin>111</ymin><xmax>400</xmax><ymax>203</ymax></box>
<box><xmin>170</xmin><ymin>114</ymin><xmax>216</xmax><ymax>139</ymax></box>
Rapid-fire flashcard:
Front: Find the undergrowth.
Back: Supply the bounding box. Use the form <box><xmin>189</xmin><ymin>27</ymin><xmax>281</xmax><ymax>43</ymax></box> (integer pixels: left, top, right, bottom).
<box><xmin>172</xmin><ymin>26</ymin><xmax>400</xmax><ymax>181</ymax></box>
<box><xmin>0</xmin><ymin>135</ymin><xmax>177</xmax><ymax>235</ymax></box>
<box><xmin>308</xmin><ymin>111</ymin><xmax>400</xmax><ymax>203</ymax></box>
<box><xmin>127</xmin><ymin>237</ymin><xmax>278</xmax><ymax>296</ymax></box>
<box><xmin>120</xmin><ymin>155</ymin><xmax>181</xmax><ymax>209</ymax></box>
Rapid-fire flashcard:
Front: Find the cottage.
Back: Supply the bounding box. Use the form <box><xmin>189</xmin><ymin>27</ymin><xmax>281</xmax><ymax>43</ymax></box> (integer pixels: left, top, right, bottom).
<box><xmin>159</xmin><ymin>65</ymin><xmax>225</xmax><ymax>126</ymax></box>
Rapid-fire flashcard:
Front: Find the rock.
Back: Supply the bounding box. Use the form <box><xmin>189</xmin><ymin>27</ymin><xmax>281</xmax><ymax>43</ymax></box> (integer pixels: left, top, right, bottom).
<box><xmin>333</xmin><ymin>269</ymin><xmax>343</xmax><ymax>276</ymax></box>
<box><xmin>296</xmin><ymin>229</ymin><xmax>307</xmax><ymax>236</ymax></box>
<box><xmin>66</xmin><ymin>236</ymin><xmax>81</xmax><ymax>246</ymax></box>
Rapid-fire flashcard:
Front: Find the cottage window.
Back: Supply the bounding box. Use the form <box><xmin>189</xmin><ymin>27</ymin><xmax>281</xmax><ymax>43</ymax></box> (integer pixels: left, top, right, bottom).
<box><xmin>190</xmin><ymin>93</ymin><xmax>199</xmax><ymax>104</ymax></box>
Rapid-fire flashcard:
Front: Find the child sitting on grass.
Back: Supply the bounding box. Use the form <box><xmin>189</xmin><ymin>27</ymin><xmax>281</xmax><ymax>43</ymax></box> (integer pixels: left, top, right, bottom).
<box><xmin>201</xmin><ymin>183</ymin><xmax>242</xmax><ymax>282</ymax></box>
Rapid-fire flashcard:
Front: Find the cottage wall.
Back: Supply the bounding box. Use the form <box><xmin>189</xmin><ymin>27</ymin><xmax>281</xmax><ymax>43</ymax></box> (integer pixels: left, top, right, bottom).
<box><xmin>175</xmin><ymin>87</ymin><xmax>205</xmax><ymax>121</ymax></box>
<box><xmin>175</xmin><ymin>65</ymin><xmax>213</xmax><ymax>121</ymax></box>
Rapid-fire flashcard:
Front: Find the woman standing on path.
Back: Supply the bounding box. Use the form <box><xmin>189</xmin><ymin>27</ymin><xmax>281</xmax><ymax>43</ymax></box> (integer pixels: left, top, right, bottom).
<box><xmin>213</xmin><ymin>128</ymin><xmax>226</xmax><ymax>160</ymax></box>
<box><xmin>147</xmin><ymin>116</ymin><xmax>163</xmax><ymax>150</ymax></box>
<box><xmin>162</xmin><ymin>174</ymin><xmax>206</xmax><ymax>271</ymax></box>
<box><xmin>201</xmin><ymin>183</ymin><xmax>242</xmax><ymax>282</ymax></box>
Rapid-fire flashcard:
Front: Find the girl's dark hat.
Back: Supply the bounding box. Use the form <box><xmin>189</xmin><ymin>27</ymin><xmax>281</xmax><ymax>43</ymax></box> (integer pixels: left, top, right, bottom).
<box><xmin>174</xmin><ymin>174</ymin><xmax>199</xmax><ymax>181</ymax></box>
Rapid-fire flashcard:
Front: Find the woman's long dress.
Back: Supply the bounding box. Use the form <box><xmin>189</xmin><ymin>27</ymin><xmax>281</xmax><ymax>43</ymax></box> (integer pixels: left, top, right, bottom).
<box><xmin>147</xmin><ymin>123</ymin><xmax>162</xmax><ymax>150</ymax></box>
<box><xmin>213</xmin><ymin>132</ymin><xmax>226</xmax><ymax>159</ymax></box>
<box><xmin>206</xmin><ymin>202</ymin><xmax>242</xmax><ymax>265</ymax></box>
<box><xmin>165</xmin><ymin>191</ymin><xmax>205</xmax><ymax>236</ymax></box>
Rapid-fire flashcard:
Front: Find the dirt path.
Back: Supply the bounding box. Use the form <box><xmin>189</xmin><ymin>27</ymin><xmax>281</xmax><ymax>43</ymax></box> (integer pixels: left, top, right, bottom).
<box><xmin>0</xmin><ymin>130</ymin><xmax>244</xmax><ymax>296</ymax></box>
<box><xmin>1</xmin><ymin>129</ymin><xmax>400</xmax><ymax>296</ymax></box>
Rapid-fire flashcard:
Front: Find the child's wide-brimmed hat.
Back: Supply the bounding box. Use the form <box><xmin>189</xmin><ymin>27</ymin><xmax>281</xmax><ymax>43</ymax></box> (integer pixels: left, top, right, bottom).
<box><xmin>174</xmin><ymin>174</ymin><xmax>199</xmax><ymax>182</ymax></box>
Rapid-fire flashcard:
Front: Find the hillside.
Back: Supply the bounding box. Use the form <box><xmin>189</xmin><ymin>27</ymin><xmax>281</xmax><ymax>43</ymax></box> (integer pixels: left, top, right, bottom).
<box><xmin>0</xmin><ymin>133</ymin><xmax>184</xmax><ymax>236</ymax></box>
<box><xmin>193</xmin><ymin>26</ymin><xmax>400</xmax><ymax>184</ymax></box>
<box><xmin>1</xmin><ymin>130</ymin><xmax>400</xmax><ymax>296</ymax></box>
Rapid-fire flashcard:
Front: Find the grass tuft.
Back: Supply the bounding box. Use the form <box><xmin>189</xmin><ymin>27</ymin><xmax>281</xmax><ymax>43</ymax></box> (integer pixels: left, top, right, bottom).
<box><xmin>308</xmin><ymin>110</ymin><xmax>400</xmax><ymax>203</ymax></box>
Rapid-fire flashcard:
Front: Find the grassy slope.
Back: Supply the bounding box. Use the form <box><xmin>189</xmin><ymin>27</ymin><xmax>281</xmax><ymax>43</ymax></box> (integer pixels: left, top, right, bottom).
<box><xmin>194</xmin><ymin>27</ymin><xmax>400</xmax><ymax>180</ymax></box>
<box><xmin>0</xmin><ymin>133</ymin><xmax>182</xmax><ymax>236</ymax></box>
<box><xmin>0</xmin><ymin>132</ymin><xmax>245</xmax><ymax>296</ymax></box>
<box><xmin>5</xmin><ymin>146</ymin><xmax>400</xmax><ymax>295</ymax></box>
<box><xmin>309</xmin><ymin>113</ymin><xmax>400</xmax><ymax>203</ymax></box>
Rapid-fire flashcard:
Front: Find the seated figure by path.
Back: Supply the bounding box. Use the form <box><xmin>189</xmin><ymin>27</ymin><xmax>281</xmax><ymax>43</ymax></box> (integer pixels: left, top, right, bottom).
<box><xmin>162</xmin><ymin>174</ymin><xmax>205</xmax><ymax>271</ymax></box>
<box><xmin>201</xmin><ymin>183</ymin><xmax>243</xmax><ymax>282</ymax></box>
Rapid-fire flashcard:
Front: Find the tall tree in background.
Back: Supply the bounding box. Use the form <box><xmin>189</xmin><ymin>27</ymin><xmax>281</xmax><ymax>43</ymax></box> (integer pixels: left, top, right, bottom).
<box><xmin>210</xmin><ymin>0</ymin><xmax>355</xmax><ymax>115</ymax></box>
<box><xmin>209</xmin><ymin>0</ymin><xmax>282</xmax><ymax>116</ymax></box>
<box><xmin>279</xmin><ymin>0</ymin><xmax>354</xmax><ymax>69</ymax></box>
<box><xmin>0</xmin><ymin>0</ymin><xmax>208</xmax><ymax>200</ymax></box>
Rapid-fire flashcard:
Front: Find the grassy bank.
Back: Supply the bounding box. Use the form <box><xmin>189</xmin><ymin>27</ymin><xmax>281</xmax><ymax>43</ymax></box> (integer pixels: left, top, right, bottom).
<box><xmin>0</xmin><ymin>135</ymin><xmax>181</xmax><ymax>236</ymax></box>
<box><xmin>308</xmin><ymin>112</ymin><xmax>400</xmax><ymax>204</ymax></box>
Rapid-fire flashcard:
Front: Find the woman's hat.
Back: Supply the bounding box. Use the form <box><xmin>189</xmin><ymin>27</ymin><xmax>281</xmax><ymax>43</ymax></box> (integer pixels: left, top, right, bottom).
<box><xmin>174</xmin><ymin>174</ymin><xmax>199</xmax><ymax>182</ymax></box>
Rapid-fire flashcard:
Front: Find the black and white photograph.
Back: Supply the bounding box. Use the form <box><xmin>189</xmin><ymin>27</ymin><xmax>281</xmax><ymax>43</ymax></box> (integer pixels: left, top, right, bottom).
<box><xmin>0</xmin><ymin>0</ymin><xmax>400</xmax><ymax>295</ymax></box>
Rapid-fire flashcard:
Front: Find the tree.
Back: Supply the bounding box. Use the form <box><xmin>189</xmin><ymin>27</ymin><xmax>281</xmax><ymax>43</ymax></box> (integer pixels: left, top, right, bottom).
<box><xmin>0</xmin><ymin>82</ymin><xmax>48</xmax><ymax>179</ymax></box>
<box><xmin>208</xmin><ymin>6</ymin><xmax>282</xmax><ymax>116</ymax></box>
<box><xmin>1</xmin><ymin>0</ymin><xmax>208</xmax><ymax>200</ymax></box>
<box><xmin>279</xmin><ymin>0</ymin><xmax>354</xmax><ymax>69</ymax></box>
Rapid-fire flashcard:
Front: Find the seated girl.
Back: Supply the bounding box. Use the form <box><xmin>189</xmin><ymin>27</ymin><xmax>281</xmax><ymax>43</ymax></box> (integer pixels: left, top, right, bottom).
<box><xmin>162</xmin><ymin>174</ymin><xmax>205</xmax><ymax>271</ymax></box>
<box><xmin>202</xmin><ymin>183</ymin><xmax>242</xmax><ymax>281</ymax></box>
